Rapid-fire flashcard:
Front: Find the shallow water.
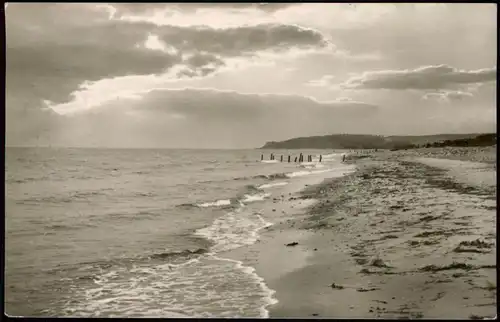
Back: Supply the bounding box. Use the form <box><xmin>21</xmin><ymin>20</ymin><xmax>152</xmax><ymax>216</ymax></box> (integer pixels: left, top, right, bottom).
<box><xmin>5</xmin><ymin>147</ymin><xmax>351</xmax><ymax>317</ymax></box>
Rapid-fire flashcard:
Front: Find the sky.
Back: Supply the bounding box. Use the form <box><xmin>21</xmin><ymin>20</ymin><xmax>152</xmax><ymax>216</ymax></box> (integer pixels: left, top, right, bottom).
<box><xmin>5</xmin><ymin>3</ymin><xmax>497</xmax><ymax>148</ymax></box>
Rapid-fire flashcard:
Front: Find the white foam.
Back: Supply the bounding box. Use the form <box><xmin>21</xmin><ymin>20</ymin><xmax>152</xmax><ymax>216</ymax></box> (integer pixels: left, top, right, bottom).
<box><xmin>320</xmin><ymin>152</ymin><xmax>347</xmax><ymax>161</ymax></box>
<box><xmin>260</xmin><ymin>160</ymin><xmax>278</xmax><ymax>163</ymax></box>
<box><xmin>195</xmin><ymin>210</ymin><xmax>271</xmax><ymax>253</ymax></box>
<box><xmin>241</xmin><ymin>193</ymin><xmax>271</xmax><ymax>203</ymax></box>
<box><xmin>55</xmin><ymin>164</ymin><xmax>300</xmax><ymax>318</ymax></box>
<box><xmin>257</xmin><ymin>182</ymin><xmax>289</xmax><ymax>189</ymax></box>
<box><xmin>286</xmin><ymin>168</ymin><xmax>332</xmax><ymax>178</ymax></box>
<box><xmin>286</xmin><ymin>170</ymin><xmax>311</xmax><ymax>178</ymax></box>
<box><xmin>65</xmin><ymin>247</ymin><xmax>277</xmax><ymax>318</ymax></box>
<box><xmin>198</xmin><ymin>199</ymin><xmax>231</xmax><ymax>208</ymax></box>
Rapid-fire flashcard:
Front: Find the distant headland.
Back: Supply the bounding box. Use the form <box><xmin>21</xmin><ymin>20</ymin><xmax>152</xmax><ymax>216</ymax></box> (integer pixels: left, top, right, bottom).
<box><xmin>259</xmin><ymin>133</ymin><xmax>496</xmax><ymax>150</ymax></box>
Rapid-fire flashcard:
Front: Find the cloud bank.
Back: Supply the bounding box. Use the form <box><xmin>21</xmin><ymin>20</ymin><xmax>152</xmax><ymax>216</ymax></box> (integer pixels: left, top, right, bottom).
<box><xmin>341</xmin><ymin>65</ymin><xmax>496</xmax><ymax>90</ymax></box>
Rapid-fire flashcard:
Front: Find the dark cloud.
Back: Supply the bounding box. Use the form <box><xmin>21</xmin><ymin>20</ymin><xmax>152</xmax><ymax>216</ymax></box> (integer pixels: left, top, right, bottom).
<box><xmin>6</xmin><ymin>4</ymin><xmax>179</xmax><ymax>105</ymax></box>
<box><xmin>341</xmin><ymin>65</ymin><xmax>496</xmax><ymax>90</ymax></box>
<box><xmin>184</xmin><ymin>53</ymin><xmax>225</xmax><ymax>69</ymax></box>
<box><xmin>155</xmin><ymin>24</ymin><xmax>328</xmax><ymax>57</ymax></box>
<box><xmin>110</xmin><ymin>3</ymin><xmax>294</xmax><ymax>15</ymax></box>
<box><xmin>7</xmin><ymin>3</ymin><xmax>329</xmax><ymax>109</ymax></box>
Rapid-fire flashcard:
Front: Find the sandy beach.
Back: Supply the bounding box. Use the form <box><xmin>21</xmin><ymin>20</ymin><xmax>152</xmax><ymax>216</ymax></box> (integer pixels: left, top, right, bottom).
<box><xmin>226</xmin><ymin>147</ymin><xmax>497</xmax><ymax>319</ymax></box>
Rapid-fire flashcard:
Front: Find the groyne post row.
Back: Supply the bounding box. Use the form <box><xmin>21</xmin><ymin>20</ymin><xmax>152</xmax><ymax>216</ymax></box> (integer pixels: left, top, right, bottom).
<box><xmin>261</xmin><ymin>154</ymin><xmax>323</xmax><ymax>163</ymax></box>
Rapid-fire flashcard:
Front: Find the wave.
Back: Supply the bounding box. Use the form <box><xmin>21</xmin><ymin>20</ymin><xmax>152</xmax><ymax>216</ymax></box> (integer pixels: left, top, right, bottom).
<box><xmin>243</xmin><ymin>184</ymin><xmax>262</xmax><ymax>193</ymax></box>
<box><xmin>45</xmin><ymin>223</ymin><xmax>97</xmax><ymax>231</ymax></box>
<box><xmin>241</xmin><ymin>193</ymin><xmax>271</xmax><ymax>203</ymax></box>
<box><xmin>250</xmin><ymin>172</ymin><xmax>290</xmax><ymax>181</ymax></box>
<box><xmin>178</xmin><ymin>183</ymin><xmax>272</xmax><ymax>210</ymax></box>
<box><xmin>7</xmin><ymin>176</ymin><xmax>51</xmax><ymax>184</ymax></box>
<box><xmin>251</xmin><ymin>172</ymin><xmax>287</xmax><ymax>180</ymax></box>
<box><xmin>260</xmin><ymin>160</ymin><xmax>278</xmax><ymax>163</ymax></box>
<box><xmin>132</xmin><ymin>192</ymin><xmax>156</xmax><ymax>197</ymax></box>
<box><xmin>61</xmin><ymin>251</ymin><xmax>275</xmax><ymax>317</ymax></box>
<box><xmin>198</xmin><ymin>199</ymin><xmax>232</xmax><ymax>208</ymax></box>
<box><xmin>132</xmin><ymin>170</ymin><xmax>151</xmax><ymax>175</ymax></box>
<box><xmin>268</xmin><ymin>172</ymin><xmax>288</xmax><ymax>180</ymax></box>
<box><xmin>101</xmin><ymin>210</ymin><xmax>162</xmax><ymax>221</ymax></box>
<box><xmin>286</xmin><ymin>168</ymin><xmax>332</xmax><ymax>178</ymax></box>
<box><xmin>257</xmin><ymin>182</ymin><xmax>289</xmax><ymax>189</ymax></box>
<box><xmin>177</xmin><ymin>198</ymin><xmax>237</xmax><ymax>209</ymax></box>
<box><xmin>18</xmin><ymin>191</ymin><xmax>109</xmax><ymax>204</ymax></box>
<box><xmin>48</xmin><ymin>246</ymin><xmax>211</xmax><ymax>276</ymax></box>
<box><xmin>233</xmin><ymin>176</ymin><xmax>250</xmax><ymax>181</ymax></box>
<box><xmin>148</xmin><ymin>248</ymin><xmax>208</xmax><ymax>260</ymax></box>
<box><xmin>195</xmin><ymin>209</ymin><xmax>272</xmax><ymax>254</ymax></box>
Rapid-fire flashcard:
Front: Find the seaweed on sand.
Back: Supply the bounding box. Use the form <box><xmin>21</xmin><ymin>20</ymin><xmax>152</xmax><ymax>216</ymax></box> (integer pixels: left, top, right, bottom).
<box><xmin>419</xmin><ymin>262</ymin><xmax>475</xmax><ymax>272</ymax></box>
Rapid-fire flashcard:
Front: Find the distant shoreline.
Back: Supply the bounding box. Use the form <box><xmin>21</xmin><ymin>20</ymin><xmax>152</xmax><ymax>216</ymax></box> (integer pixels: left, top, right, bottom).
<box><xmin>260</xmin><ymin>133</ymin><xmax>496</xmax><ymax>150</ymax></box>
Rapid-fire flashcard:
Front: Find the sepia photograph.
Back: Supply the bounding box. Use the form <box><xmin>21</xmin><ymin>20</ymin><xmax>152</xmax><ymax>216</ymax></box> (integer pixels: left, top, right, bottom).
<box><xmin>4</xmin><ymin>2</ymin><xmax>497</xmax><ymax>318</ymax></box>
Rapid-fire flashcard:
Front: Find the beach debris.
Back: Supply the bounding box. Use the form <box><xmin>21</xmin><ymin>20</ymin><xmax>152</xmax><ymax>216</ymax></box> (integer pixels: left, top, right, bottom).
<box><xmin>414</xmin><ymin>230</ymin><xmax>451</xmax><ymax>238</ymax></box>
<box><xmin>381</xmin><ymin>234</ymin><xmax>398</xmax><ymax>240</ymax></box>
<box><xmin>357</xmin><ymin>287</ymin><xmax>380</xmax><ymax>292</ymax></box>
<box><xmin>285</xmin><ymin>242</ymin><xmax>299</xmax><ymax>247</ymax></box>
<box><xmin>482</xmin><ymin>281</ymin><xmax>496</xmax><ymax>291</ymax></box>
<box><xmin>419</xmin><ymin>261</ymin><xmax>475</xmax><ymax>272</ymax></box>
<box><xmin>330</xmin><ymin>283</ymin><xmax>344</xmax><ymax>290</ymax></box>
<box><xmin>458</xmin><ymin>239</ymin><xmax>493</xmax><ymax>248</ymax></box>
<box><xmin>430</xmin><ymin>291</ymin><xmax>446</xmax><ymax>302</ymax></box>
<box><xmin>369</xmin><ymin>257</ymin><xmax>391</xmax><ymax>268</ymax></box>
<box><xmin>408</xmin><ymin>240</ymin><xmax>420</xmax><ymax>246</ymax></box>
<box><xmin>355</xmin><ymin>258</ymin><xmax>368</xmax><ymax>265</ymax></box>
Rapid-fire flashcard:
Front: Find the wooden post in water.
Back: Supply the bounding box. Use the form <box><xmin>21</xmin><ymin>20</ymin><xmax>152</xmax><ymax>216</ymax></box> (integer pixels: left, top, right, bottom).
<box><xmin>299</xmin><ymin>153</ymin><xmax>303</xmax><ymax>163</ymax></box>
<box><xmin>294</xmin><ymin>156</ymin><xmax>298</xmax><ymax>162</ymax></box>
<box><xmin>280</xmin><ymin>155</ymin><xmax>283</xmax><ymax>162</ymax></box>
<box><xmin>288</xmin><ymin>155</ymin><xmax>291</xmax><ymax>163</ymax></box>
<box><xmin>319</xmin><ymin>155</ymin><xmax>322</xmax><ymax>163</ymax></box>
<box><xmin>261</xmin><ymin>154</ymin><xmax>263</xmax><ymax>161</ymax></box>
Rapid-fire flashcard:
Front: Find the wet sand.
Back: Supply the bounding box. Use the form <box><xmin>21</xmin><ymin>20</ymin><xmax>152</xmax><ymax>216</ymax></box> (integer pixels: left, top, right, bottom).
<box><xmin>227</xmin><ymin>147</ymin><xmax>496</xmax><ymax>319</ymax></box>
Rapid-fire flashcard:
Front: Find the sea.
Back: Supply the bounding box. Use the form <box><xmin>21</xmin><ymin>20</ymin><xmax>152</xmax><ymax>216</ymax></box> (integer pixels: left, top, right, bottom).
<box><xmin>5</xmin><ymin>147</ymin><xmax>354</xmax><ymax>318</ymax></box>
